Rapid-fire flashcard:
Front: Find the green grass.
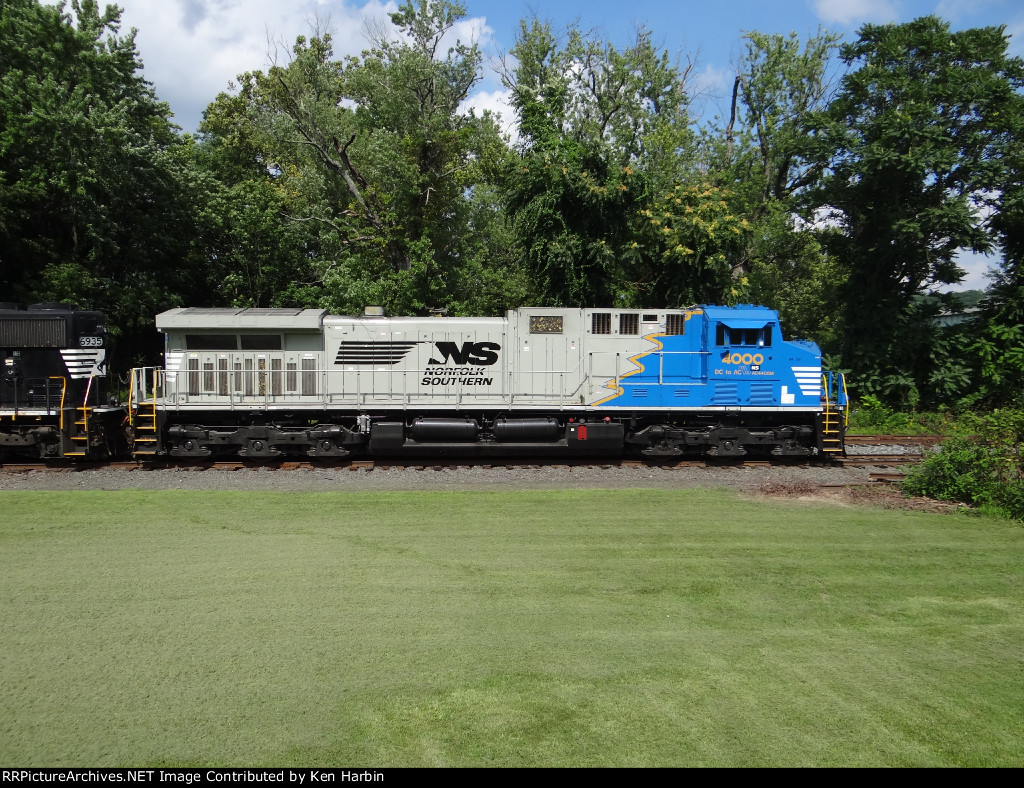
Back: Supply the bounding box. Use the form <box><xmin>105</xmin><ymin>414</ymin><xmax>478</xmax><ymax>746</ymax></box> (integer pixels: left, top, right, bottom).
<box><xmin>2</xmin><ymin>489</ymin><xmax>1023</xmax><ymax>767</ymax></box>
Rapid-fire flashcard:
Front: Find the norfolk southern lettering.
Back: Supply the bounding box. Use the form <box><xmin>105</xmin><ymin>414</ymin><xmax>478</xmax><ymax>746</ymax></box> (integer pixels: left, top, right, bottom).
<box><xmin>422</xmin><ymin>341</ymin><xmax>499</xmax><ymax>386</ymax></box>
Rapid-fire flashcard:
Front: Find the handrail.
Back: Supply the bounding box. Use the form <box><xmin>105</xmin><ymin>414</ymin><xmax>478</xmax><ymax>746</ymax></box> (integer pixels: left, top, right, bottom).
<box><xmin>127</xmin><ymin>369</ymin><xmax>138</xmax><ymax>428</ymax></box>
<box><xmin>841</xmin><ymin>373</ymin><xmax>850</xmax><ymax>426</ymax></box>
<box><xmin>50</xmin><ymin>376</ymin><xmax>67</xmax><ymax>430</ymax></box>
<box><xmin>820</xmin><ymin>372</ymin><xmax>850</xmax><ymax>428</ymax></box>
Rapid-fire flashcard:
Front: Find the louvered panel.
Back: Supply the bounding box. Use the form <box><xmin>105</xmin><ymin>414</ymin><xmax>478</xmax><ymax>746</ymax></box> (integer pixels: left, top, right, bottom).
<box><xmin>0</xmin><ymin>318</ymin><xmax>67</xmax><ymax>348</ymax></box>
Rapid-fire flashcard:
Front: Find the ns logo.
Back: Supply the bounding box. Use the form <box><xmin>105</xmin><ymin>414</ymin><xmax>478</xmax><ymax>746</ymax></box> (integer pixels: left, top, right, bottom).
<box><xmin>428</xmin><ymin>341</ymin><xmax>500</xmax><ymax>366</ymax></box>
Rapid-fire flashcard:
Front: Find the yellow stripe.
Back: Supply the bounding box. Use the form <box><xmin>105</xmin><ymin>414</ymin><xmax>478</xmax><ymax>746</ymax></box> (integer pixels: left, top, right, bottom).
<box><xmin>594</xmin><ymin>332</ymin><xmax>667</xmax><ymax>405</ymax></box>
<box><xmin>589</xmin><ymin>310</ymin><xmax>703</xmax><ymax>406</ymax></box>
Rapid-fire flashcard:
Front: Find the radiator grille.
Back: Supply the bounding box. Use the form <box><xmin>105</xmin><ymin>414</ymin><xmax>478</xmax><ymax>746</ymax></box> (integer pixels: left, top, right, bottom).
<box><xmin>0</xmin><ymin>318</ymin><xmax>67</xmax><ymax>348</ymax></box>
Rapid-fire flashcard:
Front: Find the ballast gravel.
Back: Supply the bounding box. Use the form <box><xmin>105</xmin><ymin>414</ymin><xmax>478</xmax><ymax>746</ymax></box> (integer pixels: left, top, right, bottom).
<box><xmin>0</xmin><ymin>461</ymin><xmax>898</xmax><ymax>493</ymax></box>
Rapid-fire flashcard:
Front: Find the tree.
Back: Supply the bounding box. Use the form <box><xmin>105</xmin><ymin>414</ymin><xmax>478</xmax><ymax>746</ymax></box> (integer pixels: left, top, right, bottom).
<box><xmin>502</xmin><ymin>19</ymin><xmax>707</xmax><ymax>307</ymax></box>
<box><xmin>964</xmin><ymin>144</ymin><xmax>1024</xmax><ymax>408</ymax></box>
<box><xmin>232</xmin><ymin>0</ymin><xmax>517</xmax><ymax>315</ymax></box>
<box><xmin>725</xmin><ymin>30</ymin><xmax>840</xmax><ymax>207</ymax></box>
<box><xmin>703</xmin><ymin>30</ymin><xmax>844</xmax><ymax>345</ymax></box>
<box><xmin>0</xmin><ymin>0</ymin><xmax>221</xmax><ymax>365</ymax></box>
<box><xmin>809</xmin><ymin>16</ymin><xmax>1024</xmax><ymax>404</ymax></box>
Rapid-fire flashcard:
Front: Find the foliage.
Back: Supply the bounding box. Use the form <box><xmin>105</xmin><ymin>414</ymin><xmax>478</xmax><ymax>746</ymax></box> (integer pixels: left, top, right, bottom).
<box><xmin>724</xmin><ymin>29</ymin><xmax>840</xmax><ymax>207</ymax></box>
<box><xmin>250</xmin><ymin>0</ymin><xmax>518</xmax><ymax>315</ymax></box>
<box><xmin>502</xmin><ymin>19</ymin><xmax>721</xmax><ymax>307</ymax></box>
<box><xmin>632</xmin><ymin>183</ymin><xmax>749</xmax><ymax>306</ymax></box>
<box><xmin>961</xmin><ymin>180</ymin><xmax>1024</xmax><ymax>408</ymax></box>
<box><xmin>809</xmin><ymin>17</ymin><xmax>1024</xmax><ymax>402</ymax></box>
<box><xmin>701</xmin><ymin>30</ymin><xmax>844</xmax><ymax>344</ymax></box>
<box><xmin>743</xmin><ymin>203</ymin><xmax>844</xmax><ymax>346</ymax></box>
<box><xmin>846</xmin><ymin>395</ymin><xmax>955</xmax><ymax>435</ymax></box>
<box><xmin>902</xmin><ymin>409</ymin><xmax>1024</xmax><ymax>520</ymax></box>
<box><xmin>0</xmin><ymin>0</ymin><xmax>223</xmax><ymax>364</ymax></box>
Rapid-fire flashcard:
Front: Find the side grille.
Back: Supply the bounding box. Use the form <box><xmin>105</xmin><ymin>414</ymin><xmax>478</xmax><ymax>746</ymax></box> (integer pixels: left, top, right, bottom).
<box><xmin>749</xmin><ymin>382</ymin><xmax>775</xmax><ymax>405</ymax></box>
<box><xmin>0</xmin><ymin>318</ymin><xmax>67</xmax><ymax>348</ymax></box>
<box><xmin>712</xmin><ymin>382</ymin><xmax>738</xmax><ymax>403</ymax></box>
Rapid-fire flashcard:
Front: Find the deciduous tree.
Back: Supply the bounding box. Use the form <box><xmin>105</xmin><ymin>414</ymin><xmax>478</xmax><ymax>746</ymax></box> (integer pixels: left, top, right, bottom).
<box><xmin>0</xmin><ymin>0</ymin><xmax>222</xmax><ymax>364</ymax></box>
<box><xmin>809</xmin><ymin>16</ymin><xmax>1024</xmax><ymax>403</ymax></box>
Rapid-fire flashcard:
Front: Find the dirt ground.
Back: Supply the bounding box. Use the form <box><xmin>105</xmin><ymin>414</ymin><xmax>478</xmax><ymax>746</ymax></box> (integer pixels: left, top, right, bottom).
<box><xmin>753</xmin><ymin>479</ymin><xmax>967</xmax><ymax>515</ymax></box>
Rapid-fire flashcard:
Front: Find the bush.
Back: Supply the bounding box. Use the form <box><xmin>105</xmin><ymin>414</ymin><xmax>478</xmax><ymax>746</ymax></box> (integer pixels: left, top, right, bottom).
<box><xmin>846</xmin><ymin>395</ymin><xmax>955</xmax><ymax>435</ymax></box>
<box><xmin>902</xmin><ymin>410</ymin><xmax>1024</xmax><ymax>520</ymax></box>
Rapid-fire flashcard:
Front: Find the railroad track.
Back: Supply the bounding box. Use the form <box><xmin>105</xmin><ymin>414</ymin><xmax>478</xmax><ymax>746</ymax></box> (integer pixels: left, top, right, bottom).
<box><xmin>834</xmin><ymin>453</ymin><xmax>923</xmax><ymax>467</ymax></box>
<box><xmin>0</xmin><ymin>434</ymin><xmax>940</xmax><ymax>476</ymax></box>
<box><xmin>0</xmin><ymin>456</ymin><xmax>911</xmax><ymax>473</ymax></box>
<box><xmin>844</xmin><ymin>434</ymin><xmax>943</xmax><ymax>446</ymax></box>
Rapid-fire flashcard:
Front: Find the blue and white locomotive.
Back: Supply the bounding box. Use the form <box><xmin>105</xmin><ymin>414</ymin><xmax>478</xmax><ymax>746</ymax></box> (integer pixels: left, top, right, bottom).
<box><xmin>129</xmin><ymin>304</ymin><xmax>847</xmax><ymax>460</ymax></box>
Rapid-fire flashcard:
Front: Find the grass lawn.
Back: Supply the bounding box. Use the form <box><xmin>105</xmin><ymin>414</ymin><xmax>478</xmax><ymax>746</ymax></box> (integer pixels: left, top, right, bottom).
<box><xmin>1</xmin><ymin>488</ymin><xmax>1022</xmax><ymax>767</ymax></box>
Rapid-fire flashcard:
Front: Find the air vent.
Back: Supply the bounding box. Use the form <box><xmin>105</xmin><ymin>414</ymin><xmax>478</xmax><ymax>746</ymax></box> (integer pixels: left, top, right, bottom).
<box><xmin>666</xmin><ymin>314</ymin><xmax>686</xmax><ymax>335</ymax></box>
<box><xmin>592</xmin><ymin>313</ymin><xmax>611</xmax><ymax>334</ymax></box>
<box><xmin>0</xmin><ymin>318</ymin><xmax>67</xmax><ymax>348</ymax></box>
<box><xmin>749</xmin><ymin>382</ymin><xmax>775</xmax><ymax>405</ymax></box>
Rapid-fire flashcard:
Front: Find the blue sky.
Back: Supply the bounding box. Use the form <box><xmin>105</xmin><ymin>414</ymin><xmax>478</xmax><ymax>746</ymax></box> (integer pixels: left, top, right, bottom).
<box><xmin>112</xmin><ymin>0</ymin><xmax>1023</xmax><ymax>134</ymax></box>
<box><xmin>109</xmin><ymin>0</ymin><xmax>1022</xmax><ymax>290</ymax></box>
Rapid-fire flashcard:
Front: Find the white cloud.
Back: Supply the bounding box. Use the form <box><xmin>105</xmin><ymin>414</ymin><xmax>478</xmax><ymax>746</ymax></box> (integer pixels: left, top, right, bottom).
<box><xmin>688</xmin><ymin>63</ymin><xmax>733</xmax><ymax>122</ymax></box>
<box><xmin>111</xmin><ymin>1</ymin><xmax>504</xmax><ymax>133</ymax></box>
<box><xmin>811</xmin><ymin>0</ymin><xmax>899</xmax><ymax>25</ymax></box>
<box><xmin>115</xmin><ymin>1</ymin><xmax>402</xmax><ymax>132</ymax></box>
<box><xmin>692</xmin><ymin>63</ymin><xmax>731</xmax><ymax>96</ymax></box>
<box><xmin>461</xmin><ymin>88</ymin><xmax>518</xmax><ymax>142</ymax></box>
<box><xmin>450</xmin><ymin>15</ymin><xmax>495</xmax><ymax>51</ymax></box>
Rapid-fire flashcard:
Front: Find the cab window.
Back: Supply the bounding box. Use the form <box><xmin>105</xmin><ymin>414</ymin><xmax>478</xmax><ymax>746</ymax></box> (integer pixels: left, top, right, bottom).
<box><xmin>716</xmin><ymin>325</ymin><xmax>772</xmax><ymax>347</ymax></box>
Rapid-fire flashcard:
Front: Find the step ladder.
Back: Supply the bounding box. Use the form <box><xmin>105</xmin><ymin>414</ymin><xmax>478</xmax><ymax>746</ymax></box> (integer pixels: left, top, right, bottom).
<box><xmin>63</xmin><ymin>376</ymin><xmax>92</xmax><ymax>458</ymax></box>
<box><xmin>818</xmin><ymin>372</ymin><xmax>848</xmax><ymax>457</ymax></box>
<box><xmin>129</xmin><ymin>367</ymin><xmax>163</xmax><ymax>457</ymax></box>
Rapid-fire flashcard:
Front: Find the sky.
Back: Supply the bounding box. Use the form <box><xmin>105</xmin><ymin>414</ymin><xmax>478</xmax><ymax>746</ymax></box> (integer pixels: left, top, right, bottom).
<box><xmin>104</xmin><ymin>0</ymin><xmax>1024</xmax><ymax>291</ymax></box>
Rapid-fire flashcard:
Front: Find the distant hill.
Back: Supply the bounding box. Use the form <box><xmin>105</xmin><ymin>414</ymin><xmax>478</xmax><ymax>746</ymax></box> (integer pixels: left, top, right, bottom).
<box><xmin>916</xmin><ymin>289</ymin><xmax>986</xmax><ymax>310</ymax></box>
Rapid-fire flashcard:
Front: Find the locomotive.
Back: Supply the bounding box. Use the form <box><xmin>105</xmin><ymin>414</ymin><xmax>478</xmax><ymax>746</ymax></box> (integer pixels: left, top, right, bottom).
<box><xmin>127</xmin><ymin>304</ymin><xmax>847</xmax><ymax>460</ymax></box>
<box><xmin>1</xmin><ymin>303</ymin><xmax>124</xmax><ymax>460</ymax></box>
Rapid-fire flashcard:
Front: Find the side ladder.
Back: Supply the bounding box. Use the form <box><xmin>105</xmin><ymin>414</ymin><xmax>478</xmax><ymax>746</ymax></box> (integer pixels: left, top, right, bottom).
<box><xmin>129</xmin><ymin>367</ymin><xmax>163</xmax><ymax>457</ymax></box>
<box><xmin>818</xmin><ymin>372</ymin><xmax>848</xmax><ymax>457</ymax></box>
<box><xmin>64</xmin><ymin>376</ymin><xmax>92</xmax><ymax>458</ymax></box>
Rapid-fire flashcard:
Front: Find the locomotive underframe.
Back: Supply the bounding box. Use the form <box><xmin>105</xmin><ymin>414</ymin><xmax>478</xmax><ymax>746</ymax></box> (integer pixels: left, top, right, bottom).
<box><xmin>151</xmin><ymin>407</ymin><xmax>829</xmax><ymax>460</ymax></box>
<box><xmin>0</xmin><ymin>408</ymin><xmax>125</xmax><ymax>460</ymax></box>
<box><xmin>0</xmin><ymin>415</ymin><xmax>63</xmax><ymax>459</ymax></box>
